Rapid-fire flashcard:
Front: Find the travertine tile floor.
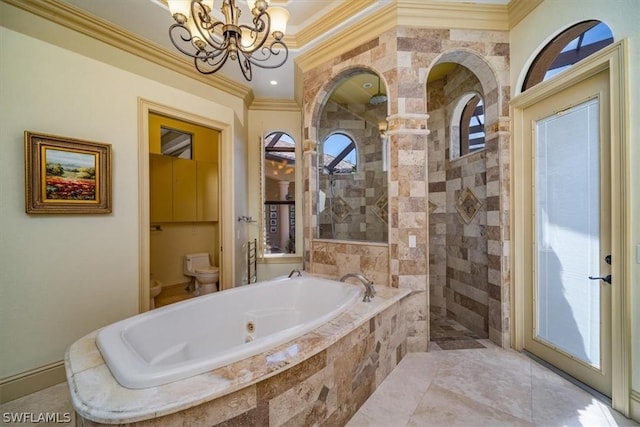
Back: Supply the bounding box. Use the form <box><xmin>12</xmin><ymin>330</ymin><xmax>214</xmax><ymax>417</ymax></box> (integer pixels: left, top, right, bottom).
<box><xmin>348</xmin><ymin>344</ymin><xmax>637</xmax><ymax>427</ymax></box>
<box><xmin>2</xmin><ymin>345</ymin><xmax>637</xmax><ymax>426</ymax></box>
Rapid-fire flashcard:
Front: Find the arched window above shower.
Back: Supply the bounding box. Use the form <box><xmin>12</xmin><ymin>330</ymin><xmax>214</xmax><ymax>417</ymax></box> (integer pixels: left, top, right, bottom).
<box><xmin>522</xmin><ymin>20</ymin><xmax>613</xmax><ymax>91</ymax></box>
<box><xmin>322</xmin><ymin>133</ymin><xmax>357</xmax><ymax>175</ymax></box>
<box><xmin>450</xmin><ymin>92</ymin><xmax>485</xmax><ymax>160</ymax></box>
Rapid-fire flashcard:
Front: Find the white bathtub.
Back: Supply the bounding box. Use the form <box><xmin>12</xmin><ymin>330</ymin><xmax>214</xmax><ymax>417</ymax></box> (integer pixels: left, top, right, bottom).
<box><xmin>96</xmin><ymin>275</ymin><xmax>360</xmax><ymax>389</ymax></box>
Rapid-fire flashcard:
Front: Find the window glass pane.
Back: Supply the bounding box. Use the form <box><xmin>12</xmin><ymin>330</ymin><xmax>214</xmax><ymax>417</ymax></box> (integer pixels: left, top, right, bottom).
<box><xmin>161</xmin><ymin>127</ymin><xmax>192</xmax><ymax>158</ymax></box>
<box><xmin>460</xmin><ymin>96</ymin><xmax>485</xmax><ymax>155</ymax></box>
<box><xmin>581</xmin><ymin>22</ymin><xmax>613</xmax><ymax>47</ymax></box>
<box><xmin>323</xmin><ymin>133</ymin><xmax>356</xmax><ymax>174</ymax></box>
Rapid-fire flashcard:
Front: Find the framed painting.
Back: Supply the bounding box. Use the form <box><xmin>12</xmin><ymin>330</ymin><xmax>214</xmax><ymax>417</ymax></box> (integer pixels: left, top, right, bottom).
<box><xmin>24</xmin><ymin>131</ymin><xmax>112</xmax><ymax>214</ymax></box>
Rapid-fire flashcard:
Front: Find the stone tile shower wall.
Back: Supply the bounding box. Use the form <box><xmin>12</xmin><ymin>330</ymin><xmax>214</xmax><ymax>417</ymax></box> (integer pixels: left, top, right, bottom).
<box><xmin>317</xmin><ymin>100</ymin><xmax>388</xmax><ymax>242</ymax></box>
<box><xmin>427</xmin><ymin>79</ymin><xmax>447</xmax><ymax>318</ymax></box>
<box><xmin>303</xmin><ymin>26</ymin><xmax>510</xmax><ymax>349</ymax></box>
<box><xmin>428</xmin><ymin>66</ymin><xmax>490</xmax><ymax>338</ymax></box>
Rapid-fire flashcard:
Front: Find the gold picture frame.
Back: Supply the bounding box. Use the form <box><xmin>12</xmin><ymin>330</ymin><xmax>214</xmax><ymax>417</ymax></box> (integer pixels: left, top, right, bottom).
<box><xmin>24</xmin><ymin>131</ymin><xmax>112</xmax><ymax>214</ymax></box>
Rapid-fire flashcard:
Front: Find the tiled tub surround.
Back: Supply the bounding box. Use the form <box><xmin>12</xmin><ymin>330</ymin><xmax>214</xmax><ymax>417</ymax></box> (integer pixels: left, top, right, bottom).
<box><xmin>66</xmin><ymin>286</ymin><xmax>410</xmax><ymax>426</ymax></box>
<box><xmin>95</xmin><ymin>276</ymin><xmax>361</xmax><ymax>389</ymax></box>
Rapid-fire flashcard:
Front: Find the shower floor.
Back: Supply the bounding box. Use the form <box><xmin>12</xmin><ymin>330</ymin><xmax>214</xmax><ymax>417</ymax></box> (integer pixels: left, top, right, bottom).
<box><xmin>430</xmin><ymin>313</ymin><xmax>488</xmax><ymax>350</ymax></box>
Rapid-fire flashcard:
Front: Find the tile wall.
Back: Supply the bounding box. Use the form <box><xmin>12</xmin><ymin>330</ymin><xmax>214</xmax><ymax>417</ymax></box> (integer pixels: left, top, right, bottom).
<box><xmin>303</xmin><ymin>26</ymin><xmax>511</xmax><ymax>349</ymax></box>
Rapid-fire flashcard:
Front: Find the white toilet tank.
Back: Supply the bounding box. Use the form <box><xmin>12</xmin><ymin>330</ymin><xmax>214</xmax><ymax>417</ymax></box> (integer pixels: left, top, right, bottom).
<box><xmin>183</xmin><ymin>253</ymin><xmax>211</xmax><ymax>276</ymax></box>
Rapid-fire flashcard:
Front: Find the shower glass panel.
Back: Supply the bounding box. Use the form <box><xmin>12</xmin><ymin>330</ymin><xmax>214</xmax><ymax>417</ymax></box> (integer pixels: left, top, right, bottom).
<box><xmin>317</xmin><ymin>71</ymin><xmax>388</xmax><ymax>242</ymax></box>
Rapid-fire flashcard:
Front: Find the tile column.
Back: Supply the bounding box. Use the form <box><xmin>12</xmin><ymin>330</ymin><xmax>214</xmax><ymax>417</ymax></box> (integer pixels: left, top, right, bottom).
<box><xmin>387</xmin><ymin>113</ymin><xmax>430</xmax><ymax>352</ymax></box>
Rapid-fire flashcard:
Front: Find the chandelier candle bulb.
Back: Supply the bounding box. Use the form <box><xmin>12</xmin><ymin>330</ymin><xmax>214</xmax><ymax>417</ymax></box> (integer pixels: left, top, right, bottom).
<box><xmin>269</xmin><ymin>6</ymin><xmax>290</xmax><ymax>40</ymax></box>
<box><xmin>168</xmin><ymin>0</ymin><xmax>191</xmax><ymax>23</ymax></box>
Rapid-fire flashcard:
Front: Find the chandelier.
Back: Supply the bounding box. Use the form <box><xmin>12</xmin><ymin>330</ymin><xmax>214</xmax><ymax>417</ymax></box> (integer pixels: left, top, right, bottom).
<box><xmin>167</xmin><ymin>0</ymin><xmax>290</xmax><ymax>81</ymax></box>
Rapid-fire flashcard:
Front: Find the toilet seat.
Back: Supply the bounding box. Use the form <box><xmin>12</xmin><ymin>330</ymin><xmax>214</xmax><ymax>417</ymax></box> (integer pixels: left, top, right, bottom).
<box><xmin>195</xmin><ymin>266</ymin><xmax>219</xmax><ymax>274</ymax></box>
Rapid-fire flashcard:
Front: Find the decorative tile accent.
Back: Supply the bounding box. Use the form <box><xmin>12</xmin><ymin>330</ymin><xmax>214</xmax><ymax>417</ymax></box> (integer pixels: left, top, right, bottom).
<box><xmin>375</xmin><ymin>193</ymin><xmax>388</xmax><ymax>224</ymax></box>
<box><xmin>331</xmin><ymin>196</ymin><xmax>352</xmax><ymax>223</ymax></box>
<box><xmin>428</xmin><ymin>201</ymin><xmax>437</xmax><ymax>214</ymax></box>
<box><xmin>456</xmin><ymin>187</ymin><xmax>482</xmax><ymax>224</ymax></box>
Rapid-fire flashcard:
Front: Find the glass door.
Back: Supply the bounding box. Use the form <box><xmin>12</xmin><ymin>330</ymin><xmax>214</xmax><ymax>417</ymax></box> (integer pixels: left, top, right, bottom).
<box><xmin>523</xmin><ymin>70</ymin><xmax>611</xmax><ymax>396</ymax></box>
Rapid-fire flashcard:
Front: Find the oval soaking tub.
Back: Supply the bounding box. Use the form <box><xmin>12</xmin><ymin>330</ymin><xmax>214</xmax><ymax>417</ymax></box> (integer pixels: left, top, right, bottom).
<box><xmin>96</xmin><ymin>275</ymin><xmax>360</xmax><ymax>389</ymax></box>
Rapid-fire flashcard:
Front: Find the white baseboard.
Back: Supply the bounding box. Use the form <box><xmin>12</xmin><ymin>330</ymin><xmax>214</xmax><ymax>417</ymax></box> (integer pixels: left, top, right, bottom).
<box><xmin>630</xmin><ymin>390</ymin><xmax>640</xmax><ymax>422</ymax></box>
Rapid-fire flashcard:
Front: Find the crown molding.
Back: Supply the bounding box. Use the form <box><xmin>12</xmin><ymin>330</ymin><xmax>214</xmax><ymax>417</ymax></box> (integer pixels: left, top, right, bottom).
<box><xmin>295</xmin><ymin>2</ymin><xmax>397</xmax><ymax>73</ymax></box>
<box><xmin>2</xmin><ymin>0</ymin><xmax>254</xmax><ymax>105</ymax></box>
<box><xmin>508</xmin><ymin>0</ymin><xmax>543</xmax><ymax>28</ymax></box>
<box><xmin>294</xmin><ymin>0</ymin><xmax>377</xmax><ymax>48</ymax></box>
<box><xmin>249</xmin><ymin>98</ymin><xmax>301</xmax><ymax>111</ymax></box>
<box><xmin>295</xmin><ymin>0</ymin><xmax>511</xmax><ymax>73</ymax></box>
<box><xmin>396</xmin><ymin>0</ymin><xmax>508</xmax><ymax>31</ymax></box>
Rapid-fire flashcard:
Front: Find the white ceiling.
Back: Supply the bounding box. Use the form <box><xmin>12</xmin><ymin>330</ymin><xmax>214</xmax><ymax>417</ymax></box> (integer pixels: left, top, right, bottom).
<box><xmin>58</xmin><ymin>0</ymin><xmax>509</xmax><ymax>99</ymax></box>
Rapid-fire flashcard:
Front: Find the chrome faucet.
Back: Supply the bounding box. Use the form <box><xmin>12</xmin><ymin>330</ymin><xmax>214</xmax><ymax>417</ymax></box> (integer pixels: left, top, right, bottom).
<box><xmin>288</xmin><ymin>268</ymin><xmax>302</xmax><ymax>278</ymax></box>
<box><xmin>340</xmin><ymin>273</ymin><xmax>376</xmax><ymax>302</ymax></box>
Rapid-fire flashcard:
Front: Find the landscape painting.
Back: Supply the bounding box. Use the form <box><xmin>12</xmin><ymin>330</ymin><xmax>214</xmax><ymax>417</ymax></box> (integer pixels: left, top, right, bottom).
<box><xmin>25</xmin><ymin>131</ymin><xmax>112</xmax><ymax>214</ymax></box>
<box><xmin>44</xmin><ymin>148</ymin><xmax>97</xmax><ymax>201</ymax></box>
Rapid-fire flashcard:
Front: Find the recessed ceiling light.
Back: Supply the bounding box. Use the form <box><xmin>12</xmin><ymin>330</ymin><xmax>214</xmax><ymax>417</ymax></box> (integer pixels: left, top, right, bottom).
<box><xmin>362</xmin><ymin>82</ymin><xmax>373</xmax><ymax>89</ymax></box>
<box><xmin>270</xmin><ymin>80</ymin><xmax>278</xmax><ymax>85</ymax></box>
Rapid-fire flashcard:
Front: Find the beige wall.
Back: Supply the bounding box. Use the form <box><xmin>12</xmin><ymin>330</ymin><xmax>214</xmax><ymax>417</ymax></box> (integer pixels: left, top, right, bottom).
<box><xmin>509</xmin><ymin>0</ymin><xmax>640</xmax><ymax>404</ymax></box>
<box><xmin>0</xmin><ymin>7</ymin><xmax>243</xmax><ymax>382</ymax></box>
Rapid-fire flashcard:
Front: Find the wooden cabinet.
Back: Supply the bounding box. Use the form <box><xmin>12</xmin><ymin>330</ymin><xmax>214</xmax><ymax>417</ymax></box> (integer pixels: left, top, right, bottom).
<box><xmin>172</xmin><ymin>158</ymin><xmax>197</xmax><ymax>221</ymax></box>
<box><xmin>197</xmin><ymin>161</ymin><xmax>218</xmax><ymax>222</ymax></box>
<box><xmin>149</xmin><ymin>155</ymin><xmax>218</xmax><ymax>223</ymax></box>
<box><xmin>149</xmin><ymin>154</ymin><xmax>173</xmax><ymax>223</ymax></box>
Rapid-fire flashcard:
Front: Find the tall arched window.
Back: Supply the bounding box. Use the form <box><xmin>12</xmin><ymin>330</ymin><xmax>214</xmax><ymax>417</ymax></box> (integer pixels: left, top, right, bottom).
<box><xmin>262</xmin><ymin>132</ymin><xmax>296</xmax><ymax>255</ymax></box>
<box><xmin>522</xmin><ymin>20</ymin><xmax>613</xmax><ymax>91</ymax></box>
<box><xmin>322</xmin><ymin>133</ymin><xmax>357</xmax><ymax>174</ymax></box>
<box><xmin>460</xmin><ymin>95</ymin><xmax>485</xmax><ymax>155</ymax></box>
<box><xmin>450</xmin><ymin>93</ymin><xmax>485</xmax><ymax>160</ymax></box>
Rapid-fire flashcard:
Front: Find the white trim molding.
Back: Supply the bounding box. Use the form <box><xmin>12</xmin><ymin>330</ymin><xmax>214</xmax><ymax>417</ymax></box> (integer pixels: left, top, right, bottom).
<box><xmin>138</xmin><ymin>99</ymin><xmax>236</xmax><ymax>312</ymax></box>
<box><xmin>511</xmin><ymin>40</ymin><xmax>631</xmax><ymax>416</ymax></box>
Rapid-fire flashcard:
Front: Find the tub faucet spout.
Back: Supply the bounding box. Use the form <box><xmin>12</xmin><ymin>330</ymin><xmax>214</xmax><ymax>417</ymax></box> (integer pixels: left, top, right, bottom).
<box><xmin>288</xmin><ymin>269</ymin><xmax>302</xmax><ymax>278</ymax></box>
<box><xmin>339</xmin><ymin>273</ymin><xmax>376</xmax><ymax>302</ymax></box>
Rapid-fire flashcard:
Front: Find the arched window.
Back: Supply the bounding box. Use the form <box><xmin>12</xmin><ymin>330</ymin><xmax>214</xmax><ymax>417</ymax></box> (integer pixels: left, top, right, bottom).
<box><xmin>262</xmin><ymin>132</ymin><xmax>296</xmax><ymax>255</ymax></box>
<box><xmin>522</xmin><ymin>20</ymin><xmax>613</xmax><ymax>91</ymax></box>
<box><xmin>322</xmin><ymin>133</ymin><xmax>357</xmax><ymax>174</ymax></box>
<box><xmin>461</xmin><ymin>96</ymin><xmax>485</xmax><ymax>155</ymax></box>
<box><xmin>450</xmin><ymin>93</ymin><xmax>485</xmax><ymax>159</ymax></box>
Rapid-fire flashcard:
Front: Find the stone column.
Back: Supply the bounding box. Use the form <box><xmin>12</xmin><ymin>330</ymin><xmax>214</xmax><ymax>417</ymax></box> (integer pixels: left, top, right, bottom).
<box><xmin>278</xmin><ymin>180</ymin><xmax>291</xmax><ymax>253</ymax></box>
<box><xmin>387</xmin><ymin>113</ymin><xmax>431</xmax><ymax>352</ymax></box>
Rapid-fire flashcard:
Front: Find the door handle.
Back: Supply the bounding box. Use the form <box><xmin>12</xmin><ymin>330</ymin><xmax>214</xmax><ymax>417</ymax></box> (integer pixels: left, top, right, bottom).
<box><xmin>588</xmin><ymin>275</ymin><xmax>611</xmax><ymax>284</ymax></box>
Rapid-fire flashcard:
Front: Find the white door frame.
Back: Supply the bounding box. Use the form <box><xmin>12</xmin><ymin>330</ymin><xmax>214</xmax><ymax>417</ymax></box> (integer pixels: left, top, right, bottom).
<box><xmin>138</xmin><ymin>98</ymin><xmax>235</xmax><ymax>312</ymax></box>
<box><xmin>511</xmin><ymin>40</ymin><xmax>630</xmax><ymax>415</ymax></box>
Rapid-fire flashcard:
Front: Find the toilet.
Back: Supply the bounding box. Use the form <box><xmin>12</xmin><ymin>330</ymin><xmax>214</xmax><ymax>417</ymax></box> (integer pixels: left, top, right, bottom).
<box><xmin>183</xmin><ymin>253</ymin><xmax>219</xmax><ymax>295</ymax></box>
<box><xmin>150</xmin><ymin>278</ymin><xmax>162</xmax><ymax>309</ymax></box>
